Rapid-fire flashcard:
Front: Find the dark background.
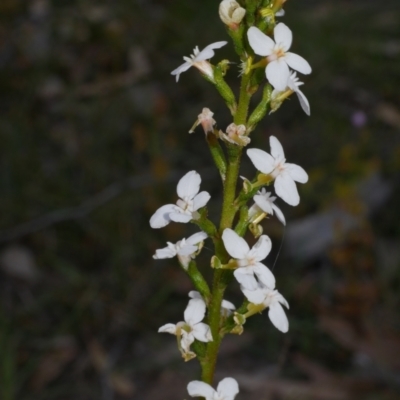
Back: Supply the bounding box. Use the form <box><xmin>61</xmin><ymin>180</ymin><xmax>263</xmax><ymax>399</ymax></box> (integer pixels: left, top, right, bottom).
<box><xmin>1</xmin><ymin>0</ymin><xmax>400</xmax><ymax>399</ymax></box>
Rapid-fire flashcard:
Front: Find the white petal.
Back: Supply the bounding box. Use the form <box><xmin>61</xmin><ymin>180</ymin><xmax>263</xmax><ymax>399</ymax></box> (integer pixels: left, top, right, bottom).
<box><xmin>184</xmin><ymin>298</ymin><xmax>206</xmax><ymax>326</ymax></box>
<box><xmin>253</xmin><ymin>194</ymin><xmax>274</xmax><ymax>214</ymax></box>
<box><xmin>158</xmin><ymin>323</ymin><xmax>177</xmax><ymax>334</ymax></box>
<box><xmin>234</xmin><ymin>268</ymin><xmax>258</xmax><ymax>290</ymax></box>
<box><xmin>276</xmin><ymin>292</ymin><xmax>290</xmax><ymax>309</ymax></box>
<box><xmin>241</xmin><ymin>286</ymin><xmax>266</xmax><ymax>304</ymax></box>
<box><xmin>268</xmin><ymin>302</ymin><xmax>289</xmax><ymax>332</ymax></box>
<box><xmin>222</xmin><ymin>228</ymin><xmax>250</xmax><ymax>259</ymax></box>
<box><xmin>192</xmin><ymin>191</ymin><xmax>211</xmax><ymax>210</ymax></box>
<box><xmin>295</xmin><ymin>88</ymin><xmax>310</xmax><ymax>116</ymax></box>
<box><xmin>153</xmin><ymin>246</ymin><xmax>177</xmax><ymax>259</ymax></box>
<box><xmin>274</xmin><ymin>173</ymin><xmax>300</xmax><ymax>206</ymax></box>
<box><xmin>266</xmin><ymin>59</ymin><xmax>290</xmax><ymax>91</ymax></box>
<box><xmin>246</xmin><ymin>148</ymin><xmax>275</xmax><ymax>174</ymax></box>
<box><xmin>269</xmin><ymin>135</ymin><xmax>285</xmax><ymax>160</ymax></box>
<box><xmin>149</xmin><ymin>204</ymin><xmax>176</xmax><ymax>228</ymax></box>
<box><xmin>177</xmin><ymin>244</ymin><xmax>198</xmax><ymax>256</ymax></box>
<box><xmin>274</xmin><ymin>23</ymin><xmax>292</xmax><ymax>51</ymax></box>
<box><xmin>249</xmin><ymin>235</ymin><xmax>272</xmax><ymax>261</ymax></box>
<box><xmin>192</xmin><ymin>322</ymin><xmax>213</xmax><ymax>342</ymax></box>
<box><xmin>271</xmin><ymin>203</ymin><xmax>286</xmax><ymax>225</ymax></box>
<box><xmin>169</xmin><ymin>211</ymin><xmax>193</xmax><ymax>223</ymax></box>
<box><xmin>254</xmin><ymin>263</ymin><xmax>276</xmax><ymax>288</ymax></box>
<box><xmin>188</xmin><ymin>290</ymin><xmax>202</xmax><ymax>300</ymax></box>
<box><xmin>171</xmin><ymin>62</ymin><xmax>192</xmax><ymax>82</ymax></box>
<box><xmin>177</xmin><ymin>170</ymin><xmax>201</xmax><ymax>200</ymax></box>
<box><xmin>284</xmin><ymin>52</ymin><xmax>312</xmax><ymax>74</ymax></box>
<box><xmin>217</xmin><ymin>377</ymin><xmax>239</xmax><ymax>400</ymax></box>
<box><xmin>186</xmin><ymin>231</ymin><xmax>208</xmax><ymax>246</ymax></box>
<box><xmin>247</xmin><ymin>27</ymin><xmax>275</xmax><ymax>56</ymax></box>
<box><xmin>195</xmin><ymin>41</ymin><xmax>228</xmax><ymax>61</ymax></box>
<box><xmin>222</xmin><ymin>299</ymin><xmax>236</xmax><ymax>310</ymax></box>
<box><xmin>285</xmin><ymin>163</ymin><xmax>308</xmax><ymax>183</ymax></box>
<box><xmin>187</xmin><ymin>381</ymin><xmax>215</xmax><ymax>400</ymax></box>
<box><xmin>181</xmin><ymin>331</ymin><xmax>195</xmax><ymax>352</ymax></box>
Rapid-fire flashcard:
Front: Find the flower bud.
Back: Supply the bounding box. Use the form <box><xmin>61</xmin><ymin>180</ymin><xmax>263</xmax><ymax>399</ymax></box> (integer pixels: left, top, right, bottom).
<box><xmin>219</xmin><ymin>0</ymin><xmax>246</xmax><ymax>30</ymax></box>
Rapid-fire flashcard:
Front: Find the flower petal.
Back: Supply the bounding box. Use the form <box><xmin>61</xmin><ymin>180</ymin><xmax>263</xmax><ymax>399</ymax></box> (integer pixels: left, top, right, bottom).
<box><xmin>181</xmin><ymin>331</ymin><xmax>195</xmax><ymax>352</ymax></box>
<box><xmin>285</xmin><ymin>163</ymin><xmax>308</xmax><ymax>183</ymax></box>
<box><xmin>254</xmin><ymin>263</ymin><xmax>276</xmax><ymax>288</ymax></box>
<box><xmin>192</xmin><ymin>322</ymin><xmax>213</xmax><ymax>342</ymax></box>
<box><xmin>247</xmin><ymin>148</ymin><xmax>275</xmax><ymax>174</ymax></box>
<box><xmin>274</xmin><ymin>23</ymin><xmax>292</xmax><ymax>51</ymax></box>
<box><xmin>274</xmin><ymin>173</ymin><xmax>300</xmax><ymax>206</ymax></box>
<box><xmin>284</xmin><ymin>52</ymin><xmax>312</xmax><ymax>74</ymax></box>
<box><xmin>266</xmin><ymin>59</ymin><xmax>290</xmax><ymax>91</ymax></box>
<box><xmin>222</xmin><ymin>228</ymin><xmax>250</xmax><ymax>259</ymax></box>
<box><xmin>247</xmin><ymin>27</ymin><xmax>275</xmax><ymax>56</ymax></box>
<box><xmin>268</xmin><ymin>302</ymin><xmax>289</xmax><ymax>332</ymax></box>
<box><xmin>177</xmin><ymin>244</ymin><xmax>198</xmax><ymax>256</ymax></box>
<box><xmin>276</xmin><ymin>292</ymin><xmax>290</xmax><ymax>309</ymax></box>
<box><xmin>153</xmin><ymin>245</ymin><xmax>177</xmax><ymax>259</ymax></box>
<box><xmin>196</xmin><ymin>41</ymin><xmax>228</xmax><ymax>61</ymax></box>
<box><xmin>184</xmin><ymin>298</ymin><xmax>206</xmax><ymax>326</ymax></box>
<box><xmin>149</xmin><ymin>204</ymin><xmax>176</xmax><ymax>228</ymax></box>
<box><xmin>271</xmin><ymin>203</ymin><xmax>286</xmax><ymax>225</ymax></box>
<box><xmin>295</xmin><ymin>91</ymin><xmax>310</xmax><ymax>116</ymax></box>
<box><xmin>217</xmin><ymin>377</ymin><xmax>239</xmax><ymax>400</ymax></box>
<box><xmin>222</xmin><ymin>299</ymin><xmax>236</xmax><ymax>310</ymax></box>
<box><xmin>241</xmin><ymin>286</ymin><xmax>266</xmax><ymax>304</ymax></box>
<box><xmin>249</xmin><ymin>235</ymin><xmax>272</xmax><ymax>261</ymax></box>
<box><xmin>253</xmin><ymin>194</ymin><xmax>274</xmax><ymax>214</ymax></box>
<box><xmin>158</xmin><ymin>323</ymin><xmax>177</xmax><ymax>334</ymax></box>
<box><xmin>269</xmin><ymin>135</ymin><xmax>285</xmax><ymax>160</ymax></box>
<box><xmin>169</xmin><ymin>211</ymin><xmax>193</xmax><ymax>223</ymax></box>
<box><xmin>177</xmin><ymin>170</ymin><xmax>201</xmax><ymax>199</ymax></box>
<box><xmin>187</xmin><ymin>381</ymin><xmax>215</xmax><ymax>400</ymax></box>
<box><xmin>186</xmin><ymin>231</ymin><xmax>208</xmax><ymax>246</ymax></box>
<box><xmin>188</xmin><ymin>290</ymin><xmax>202</xmax><ymax>300</ymax></box>
<box><xmin>234</xmin><ymin>268</ymin><xmax>258</xmax><ymax>290</ymax></box>
<box><xmin>193</xmin><ymin>191</ymin><xmax>211</xmax><ymax>210</ymax></box>
<box><xmin>171</xmin><ymin>62</ymin><xmax>192</xmax><ymax>82</ymax></box>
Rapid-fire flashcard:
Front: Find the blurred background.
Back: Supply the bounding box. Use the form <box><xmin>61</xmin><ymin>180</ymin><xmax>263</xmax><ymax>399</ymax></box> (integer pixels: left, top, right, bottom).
<box><xmin>1</xmin><ymin>0</ymin><xmax>400</xmax><ymax>399</ymax></box>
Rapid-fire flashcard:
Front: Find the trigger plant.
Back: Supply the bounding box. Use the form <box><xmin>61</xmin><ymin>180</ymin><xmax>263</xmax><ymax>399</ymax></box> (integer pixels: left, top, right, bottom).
<box><xmin>150</xmin><ymin>1</ymin><xmax>311</xmax><ymax>397</ymax></box>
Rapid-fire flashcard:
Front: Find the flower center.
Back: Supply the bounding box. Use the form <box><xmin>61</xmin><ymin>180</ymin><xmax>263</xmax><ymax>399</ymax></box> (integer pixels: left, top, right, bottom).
<box><xmin>267</xmin><ymin>46</ymin><xmax>285</xmax><ymax>62</ymax></box>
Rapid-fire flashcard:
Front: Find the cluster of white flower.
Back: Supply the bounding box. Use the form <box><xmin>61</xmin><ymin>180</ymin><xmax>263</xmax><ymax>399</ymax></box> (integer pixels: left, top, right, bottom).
<box><xmin>151</xmin><ymin>1</ymin><xmax>311</xmax><ymax>398</ymax></box>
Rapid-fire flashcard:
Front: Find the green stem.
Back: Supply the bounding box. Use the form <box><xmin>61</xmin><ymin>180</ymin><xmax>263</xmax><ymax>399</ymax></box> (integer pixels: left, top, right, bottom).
<box><xmin>200</xmin><ymin>67</ymin><xmax>254</xmax><ymax>386</ymax></box>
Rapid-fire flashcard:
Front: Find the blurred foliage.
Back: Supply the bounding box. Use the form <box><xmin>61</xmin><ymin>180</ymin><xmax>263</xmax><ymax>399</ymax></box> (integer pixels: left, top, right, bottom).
<box><xmin>0</xmin><ymin>0</ymin><xmax>400</xmax><ymax>399</ymax></box>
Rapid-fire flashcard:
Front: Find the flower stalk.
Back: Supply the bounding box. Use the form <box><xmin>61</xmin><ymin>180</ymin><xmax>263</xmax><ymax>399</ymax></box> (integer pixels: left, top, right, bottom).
<box><xmin>151</xmin><ymin>1</ymin><xmax>312</xmax><ymax>397</ymax></box>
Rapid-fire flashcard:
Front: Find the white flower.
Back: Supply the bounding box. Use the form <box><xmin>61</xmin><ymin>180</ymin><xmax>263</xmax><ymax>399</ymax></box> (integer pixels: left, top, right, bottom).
<box><xmin>247</xmin><ymin>136</ymin><xmax>308</xmax><ymax>206</ymax></box>
<box><xmin>249</xmin><ymin>188</ymin><xmax>286</xmax><ymax>225</ymax></box>
<box><xmin>220</xmin><ymin>123</ymin><xmax>250</xmax><ymax>146</ymax></box>
<box><xmin>158</xmin><ymin>298</ymin><xmax>213</xmax><ymax>360</ymax></box>
<box><xmin>219</xmin><ymin>0</ymin><xmax>246</xmax><ymax>30</ymax></box>
<box><xmin>271</xmin><ymin>71</ymin><xmax>310</xmax><ymax>115</ymax></box>
<box><xmin>189</xmin><ymin>290</ymin><xmax>235</xmax><ymax>316</ymax></box>
<box><xmin>171</xmin><ymin>41</ymin><xmax>227</xmax><ymax>82</ymax></box>
<box><xmin>241</xmin><ymin>282</ymin><xmax>289</xmax><ymax>333</ymax></box>
<box><xmin>247</xmin><ymin>24</ymin><xmax>311</xmax><ymax>90</ymax></box>
<box><xmin>188</xmin><ymin>377</ymin><xmax>239</xmax><ymax>400</ymax></box>
<box><xmin>222</xmin><ymin>228</ymin><xmax>275</xmax><ymax>290</ymax></box>
<box><xmin>153</xmin><ymin>232</ymin><xmax>207</xmax><ymax>269</ymax></box>
<box><xmin>189</xmin><ymin>108</ymin><xmax>216</xmax><ymax>134</ymax></box>
<box><xmin>150</xmin><ymin>170</ymin><xmax>211</xmax><ymax>228</ymax></box>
